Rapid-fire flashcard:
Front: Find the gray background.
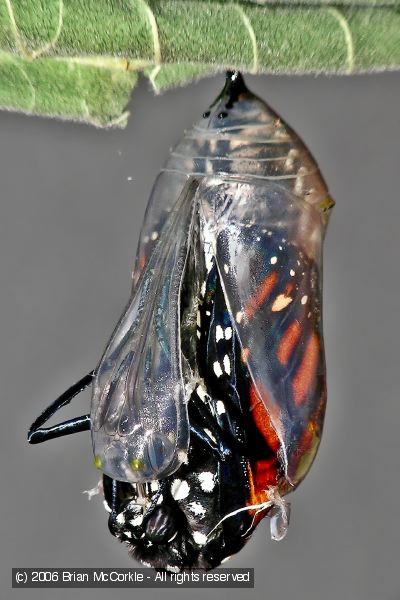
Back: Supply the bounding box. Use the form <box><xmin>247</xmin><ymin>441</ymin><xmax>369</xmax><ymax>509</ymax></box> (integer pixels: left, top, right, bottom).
<box><xmin>1</xmin><ymin>72</ymin><xmax>399</xmax><ymax>599</ymax></box>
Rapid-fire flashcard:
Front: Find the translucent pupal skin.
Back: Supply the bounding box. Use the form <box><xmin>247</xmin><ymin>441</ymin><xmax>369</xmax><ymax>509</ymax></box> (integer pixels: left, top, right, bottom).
<box><xmin>91</xmin><ymin>179</ymin><xmax>198</xmax><ymax>482</ymax></box>
<box><xmin>197</xmin><ymin>177</ymin><xmax>326</xmax><ymax>486</ymax></box>
<box><xmin>132</xmin><ymin>73</ymin><xmax>332</xmax><ymax>289</ymax></box>
<box><xmin>92</xmin><ymin>72</ymin><xmax>333</xmax><ymax>487</ymax></box>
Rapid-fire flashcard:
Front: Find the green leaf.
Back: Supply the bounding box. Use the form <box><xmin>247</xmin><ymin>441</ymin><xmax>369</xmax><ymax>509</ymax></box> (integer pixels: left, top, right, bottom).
<box><xmin>0</xmin><ymin>0</ymin><xmax>399</xmax><ymax>127</ymax></box>
<box><xmin>0</xmin><ymin>51</ymin><xmax>137</xmax><ymax>126</ymax></box>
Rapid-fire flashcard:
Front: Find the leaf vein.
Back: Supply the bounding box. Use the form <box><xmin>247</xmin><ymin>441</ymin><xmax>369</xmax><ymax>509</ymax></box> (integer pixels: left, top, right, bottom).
<box><xmin>135</xmin><ymin>0</ymin><xmax>161</xmax><ymax>65</ymax></box>
<box><xmin>4</xmin><ymin>0</ymin><xmax>64</xmax><ymax>59</ymax></box>
<box><xmin>233</xmin><ymin>4</ymin><xmax>258</xmax><ymax>73</ymax></box>
<box><xmin>148</xmin><ymin>64</ymin><xmax>162</xmax><ymax>91</ymax></box>
<box><xmin>327</xmin><ymin>7</ymin><xmax>355</xmax><ymax>73</ymax></box>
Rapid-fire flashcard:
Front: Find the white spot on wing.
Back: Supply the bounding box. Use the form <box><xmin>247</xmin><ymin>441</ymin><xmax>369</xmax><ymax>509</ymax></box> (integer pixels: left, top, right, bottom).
<box><xmin>225</xmin><ymin>326</ymin><xmax>232</xmax><ymax>340</ymax></box>
<box><xmin>301</xmin><ymin>295</ymin><xmax>308</xmax><ymax>305</ymax></box>
<box><xmin>188</xmin><ymin>502</ymin><xmax>206</xmax><ymax>517</ymax></box>
<box><xmin>213</xmin><ymin>361</ymin><xmax>223</xmax><ymax>378</ymax></box>
<box><xmin>223</xmin><ymin>354</ymin><xmax>231</xmax><ymax>375</ymax></box>
<box><xmin>216</xmin><ymin>400</ymin><xmax>225</xmax><ymax>415</ymax></box>
<box><xmin>198</xmin><ymin>471</ymin><xmax>216</xmax><ymax>493</ymax></box>
<box><xmin>270</xmin><ymin>256</ymin><xmax>278</xmax><ymax>265</ymax></box>
<box><xmin>215</xmin><ymin>325</ymin><xmax>224</xmax><ymax>342</ymax></box>
<box><xmin>193</xmin><ymin>531</ymin><xmax>208</xmax><ymax>546</ymax></box>
<box><xmin>171</xmin><ymin>479</ymin><xmax>190</xmax><ymax>500</ymax></box>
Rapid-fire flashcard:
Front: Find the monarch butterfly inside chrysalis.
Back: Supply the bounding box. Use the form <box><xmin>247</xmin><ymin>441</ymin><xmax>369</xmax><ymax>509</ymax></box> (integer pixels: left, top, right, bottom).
<box><xmin>28</xmin><ymin>71</ymin><xmax>334</xmax><ymax>571</ymax></box>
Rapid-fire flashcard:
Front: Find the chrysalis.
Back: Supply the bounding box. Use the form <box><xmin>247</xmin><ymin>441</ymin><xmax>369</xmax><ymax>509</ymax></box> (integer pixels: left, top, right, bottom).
<box><xmin>29</xmin><ymin>72</ymin><xmax>334</xmax><ymax>571</ymax></box>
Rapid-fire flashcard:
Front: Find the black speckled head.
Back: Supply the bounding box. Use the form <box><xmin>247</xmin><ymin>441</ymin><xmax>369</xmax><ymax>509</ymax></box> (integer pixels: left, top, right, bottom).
<box><xmin>199</xmin><ymin>70</ymin><xmax>273</xmax><ymax>131</ymax></box>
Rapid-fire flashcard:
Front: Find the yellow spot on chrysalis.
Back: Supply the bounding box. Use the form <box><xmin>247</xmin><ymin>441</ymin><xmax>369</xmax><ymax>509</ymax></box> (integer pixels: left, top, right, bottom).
<box><xmin>319</xmin><ymin>196</ymin><xmax>336</xmax><ymax>213</ymax></box>
<box><xmin>130</xmin><ymin>458</ymin><xmax>144</xmax><ymax>471</ymax></box>
<box><xmin>94</xmin><ymin>455</ymin><xmax>103</xmax><ymax>470</ymax></box>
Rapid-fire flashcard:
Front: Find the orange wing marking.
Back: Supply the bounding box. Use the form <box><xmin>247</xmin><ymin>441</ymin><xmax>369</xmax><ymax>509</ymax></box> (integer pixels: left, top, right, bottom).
<box><xmin>276</xmin><ymin>320</ymin><xmax>302</xmax><ymax>366</ymax></box>
<box><xmin>244</xmin><ymin>271</ymin><xmax>279</xmax><ymax>319</ymax></box>
<box><xmin>292</xmin><ymin>332</ymin><xmax>320</xmax><ymax>406</ymax></box>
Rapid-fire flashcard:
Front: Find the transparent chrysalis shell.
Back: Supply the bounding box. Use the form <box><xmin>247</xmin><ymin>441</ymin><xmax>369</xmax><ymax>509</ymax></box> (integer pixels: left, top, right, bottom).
<box><xmin>90</xmin><ymin>73</ymin><xmax>334</xmax><ymax>486</ymax></box>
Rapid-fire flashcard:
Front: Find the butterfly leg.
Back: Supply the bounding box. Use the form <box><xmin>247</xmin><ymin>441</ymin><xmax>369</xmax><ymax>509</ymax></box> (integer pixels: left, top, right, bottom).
<box><xmin>103</xmin><ymin>476</ymin><xmax>123</xmax><ymax>534</ymax></box>
<box><xmin>28</xmin><ymin>414</ymin><xmax>91</xmax><ymax>444</ymax></box>
<box><xmin>28</xmin><ymin>371</ymin><xmax>94</xmax><ymax>444</ymax></box>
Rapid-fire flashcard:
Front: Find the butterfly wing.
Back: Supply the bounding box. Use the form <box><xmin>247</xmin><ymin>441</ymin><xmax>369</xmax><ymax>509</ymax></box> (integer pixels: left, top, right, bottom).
<box><xmin>198</xmin><ymin>176</ymin><xmax>328</xmax><ymax>487</ymax></box>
